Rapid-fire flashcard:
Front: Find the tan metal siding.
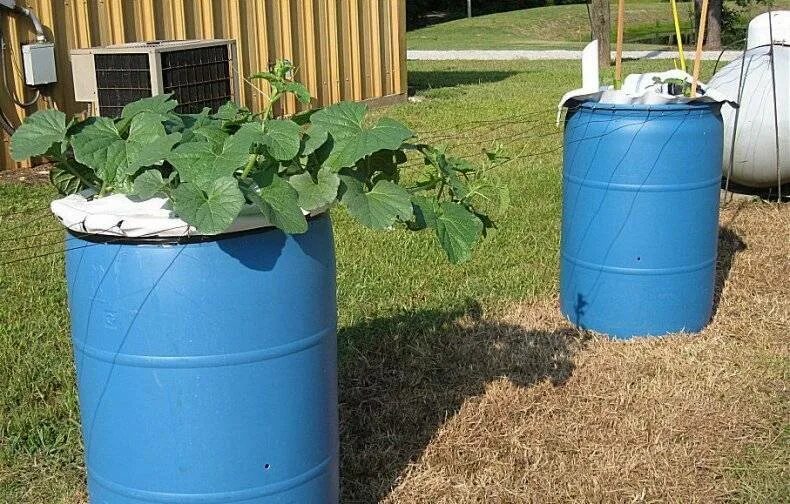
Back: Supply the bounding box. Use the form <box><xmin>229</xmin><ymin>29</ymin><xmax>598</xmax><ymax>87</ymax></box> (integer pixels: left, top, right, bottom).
<box><xmin>1</xmin><ymin>0</ymin><xmax>407</xmax><ymax>169</ymax></box>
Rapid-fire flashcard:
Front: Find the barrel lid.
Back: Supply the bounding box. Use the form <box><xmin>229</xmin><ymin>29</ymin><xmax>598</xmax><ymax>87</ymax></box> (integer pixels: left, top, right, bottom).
<box><xmin>51</xmin><ymin>192</ymin><xmax>325</xmax><ymax>239</ymax></box>
<box><xmin>557</xmin><ymin>70</ymin><xmax>736</xmax><ymax>123</ymax></box>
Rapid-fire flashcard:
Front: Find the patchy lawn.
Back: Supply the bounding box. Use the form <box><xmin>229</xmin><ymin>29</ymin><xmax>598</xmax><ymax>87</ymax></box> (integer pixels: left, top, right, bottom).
<box><xmin>1</xmin><ymin>60</ymin><xmax>787</xmax><ymax>502</ymax></box>
<box><xmin>407</xmin><ymin>0</ymin><xmax>790</xmax><ymax>51</ymax></box>
<box><xmin>369</xmin><ymin>202</ymin><xmax>789</xmax><ymax>503</ymax></box>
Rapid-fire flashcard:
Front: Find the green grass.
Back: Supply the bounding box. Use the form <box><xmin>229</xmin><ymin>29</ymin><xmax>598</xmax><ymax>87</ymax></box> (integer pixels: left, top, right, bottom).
<box><xmin>0</xmin><ymin>184</ymin><xmax>85</xmax><ymax>502</ymax></box>
<box><xmin>407</xmin><ymin>2</ymin><xmax>692</xmax><ymax>50</ymax></box>
<box><xmin>729</xmin><ymin>426</ymin><xmax>790</xmax><ymax>503</ymax></box>
<box><xmin>406</xmin><ymin>0</ymin><xmax>790</xmax><ymax>51</ymax></box>
<box><xmin>727</xmin><ymin>349</ymin><xmax>789</xmax><ymax>503</ymax></box>
<box><xmin>0</xmin><ymin>58</ymin><xmax>774</xmax><ymax>502</ymax></box>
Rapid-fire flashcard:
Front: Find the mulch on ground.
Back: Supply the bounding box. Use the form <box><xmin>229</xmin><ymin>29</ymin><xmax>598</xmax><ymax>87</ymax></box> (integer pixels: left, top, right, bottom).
<box><xmin>0</xmin><ymin>165</ymin><xmax>50</xmax><ymax>184</ymax></box>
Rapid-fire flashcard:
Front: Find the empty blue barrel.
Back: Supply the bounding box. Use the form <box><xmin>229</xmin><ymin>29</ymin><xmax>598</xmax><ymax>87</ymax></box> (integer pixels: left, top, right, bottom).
<box><xmin>560</xmin><ymin>102</ymin><xmax>723</xmax><ymax>338</ymax></box>
<box><xmin>65</xmin><ymin>214</ymin><xmax>338</xmax><ymax>503</ymax></box>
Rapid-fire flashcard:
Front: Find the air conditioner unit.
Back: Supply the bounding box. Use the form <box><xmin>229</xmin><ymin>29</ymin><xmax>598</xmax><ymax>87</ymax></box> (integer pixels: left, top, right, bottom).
<box><xmin>70</xmin><ymin>39</ymin><xmax>240</xmax><ymax>117</ymax></box>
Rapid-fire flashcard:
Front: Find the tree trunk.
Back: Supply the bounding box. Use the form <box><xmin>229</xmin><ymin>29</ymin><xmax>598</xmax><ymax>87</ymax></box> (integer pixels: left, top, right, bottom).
<box><xmin>694</xmin><ymin>0</ymin><xmax>722</xmax><ymax>49</ymax></box>
<box><xmin>694</xmin><ymin>0</ymin><xmax>701</xmax><ymax>30</ymax></box>
<box><xmin>706</xmin><ymin>0</ymin><xmax>723</xmax><ymax>50</ymax></box>
<box><xmin>590</xmin><ymin>0</ymin><xmax>611</xmax><ymax>67</ymax></box>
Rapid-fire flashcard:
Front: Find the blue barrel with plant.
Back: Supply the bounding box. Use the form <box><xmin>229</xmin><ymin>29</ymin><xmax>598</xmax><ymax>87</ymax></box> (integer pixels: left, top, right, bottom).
<box><xmin>560</xmin><ymin>102</ymin><xmax>723</xmax><ymax>338</ymax></box>
<box><xmin>66</xmin><ymin>218</ymin><xmax>338</xmax><ymax>503</ymax></box>
<box><xmin>10</xmin><ymin>60</ymin><xmax>505</xmax><ymax>502</ymax></box>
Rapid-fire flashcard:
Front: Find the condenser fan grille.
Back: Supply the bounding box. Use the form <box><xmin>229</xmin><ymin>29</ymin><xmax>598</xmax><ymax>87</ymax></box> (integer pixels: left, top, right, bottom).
<box><xmin>94</xmin><ymin>53</ymin><xmax>152</xmax><ymax>118</ymax></box>
<box><xmin>161</xmin><ymin>45</ymin><xmax>232</xmax><ymax>114</ymax></box>
<box><xmin>73</xmin><ymin>40</ymin><xmax>237</xmax><ymax>117</ymax></box>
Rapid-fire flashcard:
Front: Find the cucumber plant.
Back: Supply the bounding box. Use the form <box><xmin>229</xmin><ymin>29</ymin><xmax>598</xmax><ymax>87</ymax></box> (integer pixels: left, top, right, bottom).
<box><xmin>650</xmin><ymin>76</ymin><xmax>693</xmax><ymax>97</ymax></box>
<box><xmin>10</xmin><ymin>60</ymin><xmax>508</xmax><ymax>263</ymax></box>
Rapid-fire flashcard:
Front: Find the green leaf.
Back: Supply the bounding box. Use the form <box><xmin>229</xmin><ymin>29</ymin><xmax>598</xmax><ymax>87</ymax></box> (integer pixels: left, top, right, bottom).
<box><xmin>50</xmin><ymin>168</ymin><xmax>81</xmax><ymax>195</ymax></box>
<box><xmin>176</xmin><ymin>108</ymin><xmax>212</xmax><ymax>129</ymax></box>
<box><xmin>49</xmin><ymin>160</ymin><xmax>93</xmax><ymax>195</ymax></box>
<box><xmin>249</xmin><ymin>71</ymin><xmax>277</xmax><ymax>82</ymax></box>
<box><xmin>409</xmin><ymin>194</ymin><xmax>439</xmax><ymax>231</ymax></box>
<box><xmin>125</xmin><ymin>113</ymin><xmax>181</xmax><ymax>175</ymax></box>
<box><xmin>172</xmin><ymin>176</ymin><xmax>245</xmax><ymax>234</ymax></box>
<box><xmin>230</xmin><ymin>119</ymin><xmax>300</xmax><ymax>161</ymax></box>
<box><xmin>116</xmin><ymin>95</ymin><xmax>178</xmax><ymax>134</ymax></box>
<box><xmin>265</xmin><ymin>67</ymin><xmax>307</xmax><ymax>101</ymax></box>
<box><xmin>340</xmin><ymin>177</ymin><xmax>413</xmax><ymax>230</ymax></box>
<box><xmin>10</xmin><ymin>109</ymin><xmax>67</xmax><ymax>160</ymax></box>
<box><xmin>272</xmin><ymin>59</ymin><xmax>294</xmax><ymax>79</ymax></box>
<box><xmin>283</xmin><ymin>82</ymin><xmax>311</xmax><ymax>104</ymax></box>
<box><xmin>121</xmin><ymin>94</ymin><xmax>178</xmax><ymax>119</ymax></box>
<box><xmin>431</xmin><ymin>151</ymin><xmax>469</xmax><ymax>199</ymax></box>
<box><xmin>264</xmin><ymin>119</ymin><xmax>301</xmax><ymax>161</ymax></box>
<box><xmin>230</xmin><ymin>121</ymin><xmax>266</xmax><ymax>150</ymax></box>
<box><xmin>302</xmin><ymin>125</ymin><xmax>328</xmax><ymax>157</ymax></box>
<box><xmin>311</xmin><ymin>102</ymin><xmax>412</xmax><ymax>169</ymax></box>
<box><xmin>435</xmin><ymin>202</ymin><xmax>483</xmax><ymax>264</ymax></box>
<box><xmin>191</xmin><ymin>123</ymin><xmax>229</xmax><ymax>149</ymax></box>
<box><xmin>469</xmin><ymin>179</ymin><xmax>510</xmax><ymax>216</ymax></box>
<box><xmin>291</xmin><ymin>109</ymin><xmax>318</xmax><ymax>126</ymax></box>
<box><xmin>214</xmin><ymin>101</ymin><xmax>245</xmax><ymax>121</ymax></box>
<box><xmin>289</xmin><ymin>166</ymin><xmax>340</xmax><ymax>212</ymax></box>
<box><xmin>246</xmin><ymin>170</ymin><xmax>308</xmax><ymax>234</ymax></box>
<box><xmin>311</xmin><ymin>101</ymin><xmax>366</xmax><ymax>138</ymax></box>
<box><xmin>167</xmin><ymin>131</ymin><xmax>252</xmax><ymax>187</ymax></box>
<box><xmin>71</xmin><ymin>117</ymin><xmax>123</xmax><ymax>182</ymax></box>
<box><xmin>72</xmin><ymin>113</ymin><xmax>179</xmax><ymax>185</ymax></box>
<box><xmin>132</xmin><ymin>169</ymin><xmax>168</xmax><ymax>199</ymax></box>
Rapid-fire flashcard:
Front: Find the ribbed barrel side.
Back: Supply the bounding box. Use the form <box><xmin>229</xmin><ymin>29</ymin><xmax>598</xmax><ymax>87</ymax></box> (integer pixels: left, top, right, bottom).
<box><xmin>560</xmin><ymin>103</ymin><xmax>723</xmax><ymax>338</ymax></box>
<box><xmin>66</xmin><ymin>214</ymin><xmax>338</xmax><ymax>503</ymax></box>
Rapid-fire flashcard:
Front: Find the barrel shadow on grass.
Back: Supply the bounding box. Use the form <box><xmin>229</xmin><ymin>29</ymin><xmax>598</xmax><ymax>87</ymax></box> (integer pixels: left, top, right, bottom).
<box><xmin>338</xmin><ymin>300</ymin><xmax>584</xmax><ymax>503</ymax></box>
<box><xmin>712</xmin><ymin>226</ymin><xmax>747</xmax><ymax>317</ymax></box>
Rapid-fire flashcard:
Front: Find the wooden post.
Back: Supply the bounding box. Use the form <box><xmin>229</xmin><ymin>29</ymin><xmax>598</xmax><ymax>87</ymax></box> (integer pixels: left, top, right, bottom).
<box><xmin>614</xmin><ymin>0</ymin><xmax>625</xmax><ymax>88</ymax></box>
<box><xmin>467</xmin><ymin>0</ymin><xmax>472</xmax><ymax>18</ymax></box>
<box><xmin>690</xmin><ymin>0</ymin><xmax>710</xmax><ymax>96</ymax></box>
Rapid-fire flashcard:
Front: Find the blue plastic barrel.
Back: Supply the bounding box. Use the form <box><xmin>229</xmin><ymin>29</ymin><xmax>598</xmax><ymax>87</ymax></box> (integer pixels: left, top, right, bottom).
<box><xmin>65</xmin><ymin>214</ymin><xmax>338</xmax><ymax>503</ymax></box>
<box><xmin>560</xmin><ymin>102</ymin><xmax>723</xmax><ymax>338</ymax></box>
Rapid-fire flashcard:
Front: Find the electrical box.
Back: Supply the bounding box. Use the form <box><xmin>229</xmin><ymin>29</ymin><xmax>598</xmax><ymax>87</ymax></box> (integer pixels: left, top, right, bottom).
<box><xmin>70</xmin><ymin>39</ymin><xmax>239</xmax><ymax>117</ymax></box>
<box><xmin>22</xmin><ymin>42</ymin><xmax>57</xmax><ymax>86</ymax></box>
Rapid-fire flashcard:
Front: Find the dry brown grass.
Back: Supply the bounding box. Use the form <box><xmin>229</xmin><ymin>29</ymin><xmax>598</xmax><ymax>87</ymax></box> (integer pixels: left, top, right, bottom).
<box><xmin>340</xmin><ymin>201</ymin><xmax>789</xmax><ymax>503</ymax></box>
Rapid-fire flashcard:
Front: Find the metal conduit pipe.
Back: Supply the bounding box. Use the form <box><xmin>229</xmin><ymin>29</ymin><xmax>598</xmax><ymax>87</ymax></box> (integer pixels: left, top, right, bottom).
<box><xmin>0</xmin><ymin>0</ymin><xmax>46</xmax><ymax>42</ymax></box>
<box><xmin>0</xmin><ymin>111</ymin><xmax>14</xmax><ymax>136</ymax></box>
<box><xmin>14</xmin><ymin>5</ymin><xmax>46</xmax><ymax>42</ymax></box>
<box><xmin>0</xmin><ymin>0</ymin><xmax>50</xmax><ymax>133</ymax></box>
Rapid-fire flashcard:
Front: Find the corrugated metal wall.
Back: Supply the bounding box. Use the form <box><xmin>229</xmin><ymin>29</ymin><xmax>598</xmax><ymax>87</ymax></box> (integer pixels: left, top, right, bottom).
<box><xmin>1</xmin><ymin>0</ymin><xmax>407</xmax><ymax>169</ymax></box>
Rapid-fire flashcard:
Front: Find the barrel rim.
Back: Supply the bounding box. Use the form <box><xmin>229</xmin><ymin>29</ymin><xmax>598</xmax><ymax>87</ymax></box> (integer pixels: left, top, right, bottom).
<box><xmin>66</xmin><ymin>212</ymin><xmax>328</xmax><ymax>245</ymax></box>
<box><xmin>577</xmin><ymin>101</ymin><xmax>721</xmax><ymax>112</ymax></box>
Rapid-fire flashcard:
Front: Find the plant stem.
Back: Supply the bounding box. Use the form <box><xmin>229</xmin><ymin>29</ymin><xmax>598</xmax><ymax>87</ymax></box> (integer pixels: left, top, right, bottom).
<box><xmin>241</xmin><ymin>91</ymin><xmax>281</xmax><ymax>181</ymax></box>
<box><xmin>241</xmin><ymin>154</ymin><xmax>258</xmax><ymax>178</ymax></box>
<box><xmin>263</xmin><ymin>91</ymin><xmax>281</xmax><ymax>120</ymax></box>
<box><xmin>437</xmin><ymin>180</ymin><xmax>446</xmax><ymax>200</ymax></box>
<box><xmin>241</xmin><ymin>89</ymin><xmax>280</xmax><ymax>179</ymax></box>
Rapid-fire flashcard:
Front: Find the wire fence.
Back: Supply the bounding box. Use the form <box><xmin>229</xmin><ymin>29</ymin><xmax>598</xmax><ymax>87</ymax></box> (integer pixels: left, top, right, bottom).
<box><xmin>0</xmin><ymin>104</ymin><xmax>571</xmax><ymax>256</ymax></box>
<box><xmin>0</xmin><ymin>101</ymin><xmax>771</xmax><ymax>268</ymax></box>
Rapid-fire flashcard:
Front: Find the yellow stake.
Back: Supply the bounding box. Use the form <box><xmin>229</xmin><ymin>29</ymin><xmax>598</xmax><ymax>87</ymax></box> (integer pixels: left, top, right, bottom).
<box><xmin>669</xmin><ymin>0</ymin><xmax>687</xmax><ymax>72</ymax></box>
